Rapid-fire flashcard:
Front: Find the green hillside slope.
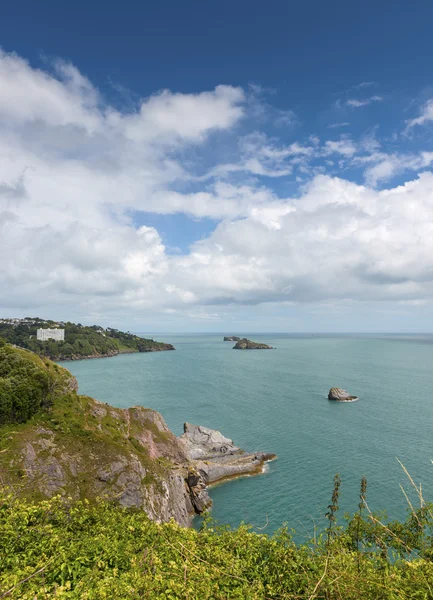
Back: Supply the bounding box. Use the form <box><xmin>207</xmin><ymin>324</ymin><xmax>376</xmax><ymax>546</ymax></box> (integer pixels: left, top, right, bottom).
<box><xmin>0</xmin><ymin>318</ymin><xmax>174</xmax><ymax>360</ymax></box>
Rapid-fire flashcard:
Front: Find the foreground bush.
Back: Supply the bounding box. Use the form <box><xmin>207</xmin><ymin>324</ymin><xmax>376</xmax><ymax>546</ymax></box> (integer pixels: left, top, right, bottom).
<box><xmin>1</xmin><ymin>491</ymin><xmax>433</xmax><ymax>599</ymax></box>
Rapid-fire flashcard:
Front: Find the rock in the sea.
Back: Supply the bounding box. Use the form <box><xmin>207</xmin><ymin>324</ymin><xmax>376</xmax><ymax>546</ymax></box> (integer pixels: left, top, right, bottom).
<box><xmin>223</xmin><ymin>336</ymin><xmax>241</xmax><ymax>341</ymax></box>
<box><xmin>328</xmin><ymin>387</ymin><xmax>358</xmax><ymax>402</ymax></box>
<box><xmin>233</xmin><ymin>338</ymin><xmax>273</xmax><ymax>350</ymax></box>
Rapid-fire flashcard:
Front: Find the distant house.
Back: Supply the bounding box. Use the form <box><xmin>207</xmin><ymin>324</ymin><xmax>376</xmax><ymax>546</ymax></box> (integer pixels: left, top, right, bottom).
<box><xmin>36</xmin><ymin>328</ymin><xmax>65</xmax><ymax>342</ymax></box>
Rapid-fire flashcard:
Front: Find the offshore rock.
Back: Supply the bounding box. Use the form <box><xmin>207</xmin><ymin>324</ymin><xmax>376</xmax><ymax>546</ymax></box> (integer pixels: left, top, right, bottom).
<box><xmin>223</xmin><ymin>336</ymin><xmax>241</xmax><ymax>341</ymax></box>
<box><xmin>328</xmin><ymin>387</ymin><xmax>359</xmax><ymax>402</ymax></box>
<box><xmin>233</xmin><ymin>338</ymin><xmax>273</xmax><ymax>350</ymax></box>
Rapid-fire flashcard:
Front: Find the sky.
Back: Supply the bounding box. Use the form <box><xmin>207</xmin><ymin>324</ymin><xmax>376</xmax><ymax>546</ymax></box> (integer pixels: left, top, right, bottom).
<box><xmin>1</xmin><ymin>0</ymin><xmax>433</xmax><ymax>332</ymax></box>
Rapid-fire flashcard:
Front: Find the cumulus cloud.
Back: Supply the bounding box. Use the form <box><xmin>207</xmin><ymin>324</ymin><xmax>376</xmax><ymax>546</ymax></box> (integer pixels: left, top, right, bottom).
<box><xmin>167</xmin><ymin>173</ymin><xmax>433</xmax><ymax>306</ymax></box>
<box><xmin>2</xmin><ymin>50</ymin><xmax>433</xmax><ymax>321</ymax></box>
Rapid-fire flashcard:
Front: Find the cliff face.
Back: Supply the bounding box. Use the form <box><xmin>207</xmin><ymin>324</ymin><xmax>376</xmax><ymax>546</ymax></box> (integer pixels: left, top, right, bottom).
<box><xmin>0</xmin><ymin>344</ymin><xmax>275</xmax><ymax>527</ymax></box>
<box><xmin>0</xmin><ymin>393</ymin><xmax>199</xmax><ymax>525</ymax></box>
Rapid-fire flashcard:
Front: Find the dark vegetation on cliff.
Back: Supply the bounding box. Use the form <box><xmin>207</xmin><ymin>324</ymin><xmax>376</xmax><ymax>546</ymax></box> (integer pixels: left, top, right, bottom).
<box><xmin>0</xmin><ymin>318</ymin><xmax>174</xmax><ymax>360</ymax></box>
<box><xmin>0</xmin><ymin>339</ymin><xmax>77</xmax><ymax>425</ymax></box>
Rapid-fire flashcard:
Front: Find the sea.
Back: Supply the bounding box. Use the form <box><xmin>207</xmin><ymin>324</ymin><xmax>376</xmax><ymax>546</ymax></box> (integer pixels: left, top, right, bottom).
<box><xmin>59</xmin><ymin>333</ymin><xmax>433</xmax><ymax>539</ymax></box>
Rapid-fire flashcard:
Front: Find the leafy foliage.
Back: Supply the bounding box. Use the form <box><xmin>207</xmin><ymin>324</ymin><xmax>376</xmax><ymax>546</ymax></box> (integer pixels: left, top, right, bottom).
<box><xmin>0</xmin><ymin>319</ymin><xmax>173</xmax><ymax>361</ymax></box>
<box><xmin>0</xmin><ymin>343</ymin><xmax>74</xmax><ymax>425</ymax></box>
<box><xmin>2</xmin><ymin>492</ymin><xmax>433</xmax><ymax>599</ymax></box>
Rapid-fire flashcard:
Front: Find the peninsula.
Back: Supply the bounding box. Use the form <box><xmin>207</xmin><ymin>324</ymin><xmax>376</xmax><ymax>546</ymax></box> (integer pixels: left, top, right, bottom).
<box><xmin>0</xmin><ymin>317</ymin><xmax>174</xmax><ymax>361</ymax></box>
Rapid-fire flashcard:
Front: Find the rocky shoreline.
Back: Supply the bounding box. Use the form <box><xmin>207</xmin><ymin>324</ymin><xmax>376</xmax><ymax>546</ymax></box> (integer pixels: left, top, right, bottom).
<box><xmin>179</xmin><ymin>423</ymin><xmax>276</xmax><ymax>513</ymax></box>
<box><xmin>56</xmin><ymin>345</ymin><xmax>175</xmax><ymax>362</ymax></box>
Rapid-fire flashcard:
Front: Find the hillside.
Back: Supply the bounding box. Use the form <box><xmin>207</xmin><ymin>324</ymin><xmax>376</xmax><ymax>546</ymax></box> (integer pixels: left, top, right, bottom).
<box><xmin>0</xmin><ymin>342</ymin><xmax>199</xmax><ymax>524</ymax></box>
<box><xmin>0</xmin><ymin>318</ymin><xmax>174</xmax><ymax>360</ymax></box>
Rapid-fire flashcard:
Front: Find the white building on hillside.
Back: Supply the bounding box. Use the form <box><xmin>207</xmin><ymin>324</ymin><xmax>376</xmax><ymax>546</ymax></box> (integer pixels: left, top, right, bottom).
<box><xmin>36</xmin><ymin>328</ymin><xmax>65</xmax><ymax>342</ymax></box>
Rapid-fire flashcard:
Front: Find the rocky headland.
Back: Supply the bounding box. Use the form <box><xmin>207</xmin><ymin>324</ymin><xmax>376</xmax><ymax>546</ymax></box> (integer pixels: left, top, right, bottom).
<box><xmin>0</xmin><ymin>343</ymin><xmax>274</xmax><ymax>527</ymax></box>
<box><xmin>328</xmin><ymin>387</ymin><xmax>359</xmax><ymax>402</ymax></box>
<box><xmin>233</xmin><ymin>338</ymin><xmax>273</xmax><ymax>350</ymax></box>
<box><xmin>179</xmin><ymin>423</ymin><xmax>276</xmax><ymax>510</ymax></box>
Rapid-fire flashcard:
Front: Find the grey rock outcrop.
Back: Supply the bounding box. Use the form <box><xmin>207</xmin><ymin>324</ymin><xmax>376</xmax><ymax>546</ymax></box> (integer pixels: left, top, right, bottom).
<box><xmin>179</xmin><ymin>423</ymin><xmax>276</xmax><ymax>486</ymax></box>
<box><xmin>223</xmin><ymin>336</ymin><xmax>241</xmax><ymax>341</ymax></box>
<box><xmin>328</xmin><ymin>387</ymin><xmax>358</xmax><ymax>402</ymax></box>
<box><xmin>179</xmin><ymin>423</ymin><xmax>240</xmax><ymax>459</ymax></box>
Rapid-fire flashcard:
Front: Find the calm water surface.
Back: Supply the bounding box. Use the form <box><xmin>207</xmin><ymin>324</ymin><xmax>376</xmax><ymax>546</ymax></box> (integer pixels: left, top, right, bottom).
<box><xmin>60</xmin><ymin>334</ymin><xmax>433</xmax><ymax>537</ymax></box>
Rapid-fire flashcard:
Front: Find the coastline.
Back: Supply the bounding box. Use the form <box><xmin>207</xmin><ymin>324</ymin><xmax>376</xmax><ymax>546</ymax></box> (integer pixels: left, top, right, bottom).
<box><xmin>56</xmin><ymin>346</ymin><xmax>175</xmax><ymax>362</ymax></box>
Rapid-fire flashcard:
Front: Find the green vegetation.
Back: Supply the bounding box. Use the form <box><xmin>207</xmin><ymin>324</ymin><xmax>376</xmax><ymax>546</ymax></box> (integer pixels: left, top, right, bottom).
<box><xmin>2</xmin><ymin>483</ymin><xmax>433</xmax><ymax>599</ymax></box>
<box><xmin>0</xmin><ymin>341</ymin><xmax>75</xmax><ymax>425</ymax></box>
<box><xmin>0</xmin><ymin>318</ymin><xmax>174</xmax><ymax>360</ymax></box>
<box><xmin>0</xmin><ymin>343</ymin><xmax>181</xmax><ymax>515</ymax></box>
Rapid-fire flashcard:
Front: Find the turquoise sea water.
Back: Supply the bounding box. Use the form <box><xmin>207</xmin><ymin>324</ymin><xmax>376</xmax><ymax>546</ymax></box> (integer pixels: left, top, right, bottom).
<box><xmin>60</xmin><ymin>334</ymin><xmax>433</xmax><ymax>538</ymax></box>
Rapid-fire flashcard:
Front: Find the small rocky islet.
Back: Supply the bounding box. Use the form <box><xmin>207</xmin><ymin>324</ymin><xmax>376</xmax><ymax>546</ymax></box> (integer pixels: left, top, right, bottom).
<box><xmin>232</xmin><ymin>338</ymin><xmax>273</xmax><ymax>350</ymax></box>
<box><xmin>223</xmin><ymin>336</ymin><xmax>241</xmax><ymax>341</ymax></box>
<box><xmin>328</xmin><ymin>387</ymin><xmax>359</xmax><ymax>402</ymax></box>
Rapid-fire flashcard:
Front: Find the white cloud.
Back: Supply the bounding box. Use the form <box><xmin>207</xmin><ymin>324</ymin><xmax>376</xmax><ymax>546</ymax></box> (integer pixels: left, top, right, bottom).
<box><xmin>353</xmin><ymin>82</ymin><xmax>375</xmax><ymax>89</ymax></box>
<box><xmin>405</xmin><ymin>98</ymin><xmax>433</xmax><ymax>130</ymax></box>
<box><xmin>346</xmin><ymin>95</ymin><xmax>383</xmax><ymax>108</ymax></box>
<box><xmin>361</xmin><ymin>151</ymin><xmax>433</xmax><ymax>186</ymax></box>
<box><xmin>194</xmin><ymin>133</ymin><xmax>315</xmax><ymax>180</ymax></box>
<box><xmin>167</xmin><ymin>173</ymin><xmax>433</xmax><ymax>306</ymax></box>
<box><xmin>323</xmin><ymin>138</ymin><xmax>357</xmax><ymax>156</ymax></box>
<box><xmin>328</xmin><ymin>122</ymin><xmax>350</xmax><ymax>129</ymax></box>
<box><xmin>3</xmin><ymin>50</ymin><xmax>433</xmax><ymax>321</ymax></box>
<box><xmin>118</xmin><ymin>85</ymin><xmax>245</xmax><ymax>144</ymax></box>
<box><xmin>0</xmin><ymin>51</ymin><xmax>101</xmax><ymax>132</ymax></box>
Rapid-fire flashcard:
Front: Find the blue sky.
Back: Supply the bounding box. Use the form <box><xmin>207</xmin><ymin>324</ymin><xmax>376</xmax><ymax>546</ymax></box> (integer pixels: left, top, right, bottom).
<box><xmin>1</xmin><ymin>1</ymin><xmax>433</xmax><ymax>331</ymax></box>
